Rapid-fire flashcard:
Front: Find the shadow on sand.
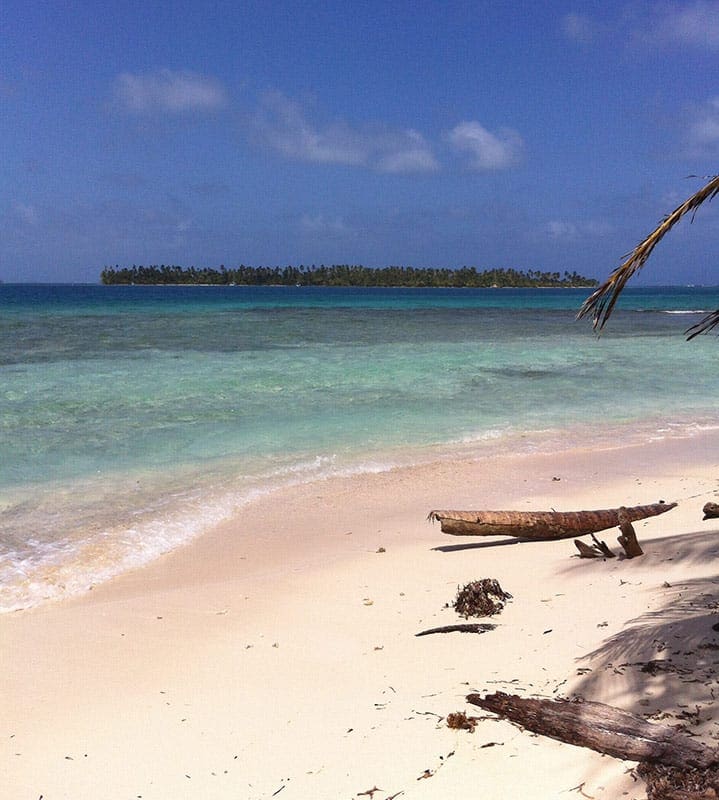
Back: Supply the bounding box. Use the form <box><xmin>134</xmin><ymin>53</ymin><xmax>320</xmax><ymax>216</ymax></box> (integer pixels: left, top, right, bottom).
<box><xmin>432</xmin><ymin>537</ymin><xmax>522</xmax><ymax>553</ymax></box>
<box><xmin>562</xmin><ymin>528</ymin><xmax>719</xmax><ymax>735</ymax></box>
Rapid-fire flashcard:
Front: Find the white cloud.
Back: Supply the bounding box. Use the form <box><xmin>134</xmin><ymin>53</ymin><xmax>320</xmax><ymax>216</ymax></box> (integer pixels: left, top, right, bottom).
<box><xmin>546</xmin><ymin>220</ymin><xmax>579</xmax><ymax>240</ymax></box>
<box><xmin>650</xmin><ymin>1</ymin><xmax>719</xmax><ymax>49</ymax></box>
<box><xmin>12</xmin><ymin>201</ymin><xmax>38</xmax><ymax>226</ymax></box>
<box><xmin>562</xmin><ymin>3</ymin><xmax>719</xmax><ymax>51</ymax></box>
<box><xmin>376</xmin><ymin>130</ymin><xmax>439</xmax><ymax>174</ymax></box>
<box><xmin>687</xmin><ymin>96</ymin><xmax>719</xmax><ymax>153</ymax></box>
<box><xmin>545</xmin><ymin>219</ymin><xmax>612</xmax><ymax>240</ymax></box>
<box><xmin>299</xmin><ymin>213</ymin><xmax>353</xmax><ymax>236</ymax></box>
<box><xmin>446</xmin><ymin>121</ymin><xmax>524</xmax><ymax>170</ymax></box>
<box><xmin>113</xmin><ymin>69</ymin><xmax>227</xmax><ymax>114</ymax></box>
<box><xmin>254</xmin><ymin>91</ymin><xmax>439</xmax><ymax>174</ymax></box>
<box><xmin>561</xmin><ymin>12</ymin><xmax>600</xmax><ymax>44</ymax></box>
<box><xmin>255</xmin><ymin>92</ymin><xmax>366</xmax><ymax>165</ymax></box>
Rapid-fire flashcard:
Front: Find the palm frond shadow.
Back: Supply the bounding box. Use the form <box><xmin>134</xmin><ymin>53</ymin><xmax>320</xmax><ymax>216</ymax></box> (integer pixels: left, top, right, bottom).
<box><xmin>564</xmin><ymin>529</ymin><xmax>719</xmax><ymax>727</ymax></box>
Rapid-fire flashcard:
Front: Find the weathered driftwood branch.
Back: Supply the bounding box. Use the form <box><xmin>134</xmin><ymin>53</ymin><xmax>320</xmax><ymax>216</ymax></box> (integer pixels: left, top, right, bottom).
<box><xmin>592</xmin><ymin>532</ymin><xmax>616</xmax><ymax>557</ymax></box>
<box><xmin>574</xmin><ymin>539</ymin><xmax>601</xmax><ymax>558</ymax></box>
<box><xmin>575</xmin><ymin>533</ymin><xmax>616</xmax><ymax>558</ymax></box>
<box><xmin>428</xmin><ymin>502</ymin><xmax>677</xmax><ymax>539</ymax></box>
<box><xmin>466</xmin><ymin>692</ymin><xmax>718</xmax><ymax>771</ymax></box>
<box><xmin>415</xmin><ymin>623</ymin><xmax>496</xmax><ymax>637</ymax></box>
<box><xmin>574</xmin><ymin>539</ymin><xmax>607</xmax><ymax>558</ymax></box>
<box><xmin>703</xmin><ymin>502</ymin><xmax>719</xmax><ymax>520</ymax></box>
<box><xmin>617</xmin><ymin>510</ymin><xmax>644</xmax><ymax>558</ymax></box>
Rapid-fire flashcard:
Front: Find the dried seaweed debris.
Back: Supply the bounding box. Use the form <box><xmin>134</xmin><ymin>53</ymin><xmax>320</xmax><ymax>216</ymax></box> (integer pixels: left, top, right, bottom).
<box><xmin>637</xmin><ymin>762</ymin><xmax>719</xmax><ymax>799</ymax></box>
<box><xmin>452</xmin><ymin>579</ymin><xmax>512</xmax><ymax>618</ymax></box>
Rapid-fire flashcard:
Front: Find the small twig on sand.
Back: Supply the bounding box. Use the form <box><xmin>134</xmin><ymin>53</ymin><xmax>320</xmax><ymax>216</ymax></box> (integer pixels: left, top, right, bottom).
<box><xmin>415</xmin><ymin>623</ymin><xmax>496</xmax><ymax>637</ymax></box>
<box><xmin>412</xmin><ymin>710</ymin><xmax>444</xmax><ymax>719</ymax></box>
<box><xmin>562</xmin><ymin>782</ymin><xmax>595</xmax><ymax>799</ymax></box>
<box><xmin>357</xmin><ymin>787</ymin><xmax>381</xmax><ymax>798</ymax></box>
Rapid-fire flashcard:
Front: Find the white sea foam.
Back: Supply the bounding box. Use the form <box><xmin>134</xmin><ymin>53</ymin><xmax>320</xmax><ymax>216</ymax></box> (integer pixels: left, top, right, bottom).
<box><xmin>0</xmin><ymin>451</ymin><xmax>411</xmax><ymax>613</ymax></box>
<box><xmin>0</xmin><ymin>488</ymin><xmax>250</xmax><ymax>612</ymax></box>
<box><xmin>660</xmin><ymin>309</ymin><xmax>709</xmax><ymax>315</ymax></box>
<box><xmin>456</xmin><ymin>428</ymin><xmax>508</xmax><ymax>444</ymax></box>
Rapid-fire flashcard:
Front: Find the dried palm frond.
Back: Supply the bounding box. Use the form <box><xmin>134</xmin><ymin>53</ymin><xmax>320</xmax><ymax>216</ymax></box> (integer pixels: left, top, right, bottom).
<box><xmin>577</xmin><ymin>174</ymin><xmax>719</xmax><ymax>338</ymax></box>
<box><xmin>686</xmin><ymin>307</ymin><xmax>719</xmax><ymax>339</ymax></box>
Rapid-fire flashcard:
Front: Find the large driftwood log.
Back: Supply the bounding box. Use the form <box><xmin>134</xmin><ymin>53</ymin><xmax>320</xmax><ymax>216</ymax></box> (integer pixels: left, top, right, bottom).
<box><xmin>466</xmin><ymin>692</ymin><xmax>717</xmax><ymax>771</ymax></box>
<box><xmin>468</xmin><ymin>692</ymin><xmax>719</xmax><ymax>798</ymax></box>
<box><xmin>428</xmin><ymin>501</ymin><xmax>677</xmax><ymax>539</ymax></box>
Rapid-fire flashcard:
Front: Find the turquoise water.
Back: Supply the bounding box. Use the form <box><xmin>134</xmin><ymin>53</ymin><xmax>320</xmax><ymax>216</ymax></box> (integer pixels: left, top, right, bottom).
<box><xmin>2</xmin><ymin>284</ymin><xmax>718</xmax><ymax>610</ymax></box>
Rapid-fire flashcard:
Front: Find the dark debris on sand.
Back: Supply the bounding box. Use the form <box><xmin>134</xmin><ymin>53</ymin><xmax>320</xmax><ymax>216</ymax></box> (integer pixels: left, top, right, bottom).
<box><xmin>446</xmin><ymin>711</ymin><xmax>478</xmax><ymax>732</ymax></box>
<box><xmin>637</xmin><ymin>762</ymin><xmax>719</xmax><ymax>799</ymax></box>
<box><xmin>452</xmin><ymin>579</ymin><xmax>512</xmax><ymax>618</ymax></box>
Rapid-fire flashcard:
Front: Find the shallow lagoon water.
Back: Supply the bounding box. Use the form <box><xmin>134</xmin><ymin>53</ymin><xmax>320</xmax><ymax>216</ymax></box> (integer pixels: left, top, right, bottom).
<box><xmin>2</xmin><ymin>284</ymin><xmax>718</xmax><ymax>610</ymax></box>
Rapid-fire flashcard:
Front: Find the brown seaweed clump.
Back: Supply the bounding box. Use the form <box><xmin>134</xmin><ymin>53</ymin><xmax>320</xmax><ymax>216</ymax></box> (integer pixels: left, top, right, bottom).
<box><xmin>446</xmin><ymin>711</ymin><xmax>478</xmax><ymax>733</ymax></box>
<box><xmin>453</xmin><ymin>579</ymin><xmax>512</xmax><ymax>618</ymax></box>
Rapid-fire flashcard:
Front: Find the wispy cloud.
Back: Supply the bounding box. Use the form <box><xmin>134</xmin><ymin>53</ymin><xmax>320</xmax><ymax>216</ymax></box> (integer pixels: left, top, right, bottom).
<box><xmin>561</xmin><ymin>12</ymin><xmax>602</xmax><ymax>44</ymax></box>
<box><xmin>562</xmin><ymin>3</ymin><xmax>719</xmax><ymax>50</ymax></box>
<box><xmin>375</xmin><ymin>130</ymin><xmax>439</xmax><ymax>174</ymax></box>
<box><xmin>253</xmin><ymin>91</ymin><xmax>439</xmax><ymax>174</ymax></box>
<box><xmin>546</xmin><ymin>220</ymin><xmax>579</xmax><ymax>240</ymax></box>
<box><xmin>254</xmin><ymin>92</ymin><xmax>365</xmax><ymax>165</ymax></box>
<box><xmin>113</xmin><ymin>69</ymin><xmax>227</xmax><ymax>114</ymax></box>
<box><xmin>189</xmin><ymin>181</ymin><xmax>231</xmax><ymax>197</ymax></box>
<box><xmin>446</xmin><ymin>121</ymin><xmax>524</xmax><ymax>170</ymax></box>
<box><xmin>12</xmin><ymin>201</ymin><xmax>38</xmax><ymax>226</ymax></box>
<box><xmin>545</xmin><ymin>219</ymin><xmax>612</xmax><ymax>241</ymax></box>
<box><xmin>649</xmin><ymin>1</ymin><xmax>719</xmax><ymax>49</ymax></box>
<box><xmin>299</xmin><ymin>213</ymin><xmax>353</xmax><ymax>236</ymax></box>
<box><xmin>686</xmin><ymin>96</ymin><xmax>719</xmax><ymax>155</ymax></box>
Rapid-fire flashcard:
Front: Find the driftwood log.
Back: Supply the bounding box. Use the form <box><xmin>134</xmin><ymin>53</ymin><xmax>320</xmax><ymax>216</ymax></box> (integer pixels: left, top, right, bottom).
<box><xmin>467</xmin><ymin>693</ymin><xmax>719</xmax><ymax>799</ymax></box>
<box><xmin>428</xmin><ymin>501</ymin><xmax>677</xmax><ymax>540</ymax></box>
<box><xmin>467</xmin><ymin>692</ymin><xmax>715</xmax><ymax>769</ymax></box>
<box><xmin>704</xmin><ymin>502</ymin><xmax>719</xmax><ymax>520</ymax></box>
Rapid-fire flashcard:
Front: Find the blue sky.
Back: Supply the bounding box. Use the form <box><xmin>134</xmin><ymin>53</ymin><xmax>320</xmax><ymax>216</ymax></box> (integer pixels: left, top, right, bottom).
<box><xmin>3</xmin><ymin>1</ymin><xmax>719</xmax><ymax>283</ymax></box>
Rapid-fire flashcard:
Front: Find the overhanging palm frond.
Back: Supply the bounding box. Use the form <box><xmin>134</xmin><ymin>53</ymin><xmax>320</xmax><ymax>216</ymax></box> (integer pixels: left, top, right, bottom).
<box><xmin>685</xmin><ymin>308</ymin><xmax>719</xmax><ymax>339</ymax></box>
<box><xmin>577</xmin><ymin>174</ymin><xmax>719</xmax><ymax>337</ymax></box>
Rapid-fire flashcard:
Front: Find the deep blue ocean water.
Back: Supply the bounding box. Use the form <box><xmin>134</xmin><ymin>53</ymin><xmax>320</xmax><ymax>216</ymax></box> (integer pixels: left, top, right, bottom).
<box><xmin>2</xmin><ymin>283</ymin><xmax>718</xmax><ymax>610</ymax></box>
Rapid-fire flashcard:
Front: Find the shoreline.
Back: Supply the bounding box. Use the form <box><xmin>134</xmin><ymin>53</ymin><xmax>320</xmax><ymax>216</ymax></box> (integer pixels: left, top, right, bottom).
<box><xmin>4</xmin><ymin>431</ymin><xmax>719</xmax><ymax>798</ymax></box>
<box><xmin>96</xmin><ymin>283</ymin><xmax>598</xmax><ymax>289</ymax></box>
<box><xmin>5</xmin><ymin>415</ymin><xmax>719</xmax><ymax>614</ymax></box>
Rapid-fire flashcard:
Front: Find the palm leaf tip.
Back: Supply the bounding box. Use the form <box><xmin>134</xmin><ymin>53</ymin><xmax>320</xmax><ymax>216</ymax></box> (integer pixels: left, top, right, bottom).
<box><xmin>578</xmin><ymin>173</ymin><xmax>719</xmax><ymax>334</ymax></box>
<box><xmin>686</xmin><ymin>309</ymin><xmax>719</xmax><ymax>340</ymax></box>
<box><xmin>576</xmin><ymin>256</ymin><xmax>649</xmax><ymax>331</ymax></box>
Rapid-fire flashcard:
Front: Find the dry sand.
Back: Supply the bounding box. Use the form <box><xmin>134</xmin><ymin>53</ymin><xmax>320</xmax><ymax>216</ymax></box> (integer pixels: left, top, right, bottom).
<box><xmin>4</xmin><ymin>431</ymin><xmax>719</xmax><ymax>799</ymax></box>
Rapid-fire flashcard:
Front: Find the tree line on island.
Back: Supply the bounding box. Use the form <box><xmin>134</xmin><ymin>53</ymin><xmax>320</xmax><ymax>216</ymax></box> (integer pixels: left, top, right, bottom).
<box><xmin>100</xmin><ymin>264</ymin><xmax>597</xmax><ymax>288</ymax></box>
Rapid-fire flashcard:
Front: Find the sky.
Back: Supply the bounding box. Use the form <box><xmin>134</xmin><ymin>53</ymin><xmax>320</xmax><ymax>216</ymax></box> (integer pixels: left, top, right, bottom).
<box><xmin>3</xmin><ymin>1</ymin><xmax>719</xmax><ymax>284</ymax></box>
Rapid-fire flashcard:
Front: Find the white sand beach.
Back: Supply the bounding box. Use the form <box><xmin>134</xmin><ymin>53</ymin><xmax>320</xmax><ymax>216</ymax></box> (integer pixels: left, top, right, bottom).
<box><xmin>4</xmin><ymin>430</ymin><xmax>719</xmax><ymax>799</ymax></box>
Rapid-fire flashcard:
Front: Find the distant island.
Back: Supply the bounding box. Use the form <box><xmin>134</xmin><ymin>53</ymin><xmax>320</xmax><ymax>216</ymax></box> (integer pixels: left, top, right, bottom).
<box><xmin>100</xmin><ymin>264</ymin><xmax>597</xmax><ymax>288</ymax></box>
